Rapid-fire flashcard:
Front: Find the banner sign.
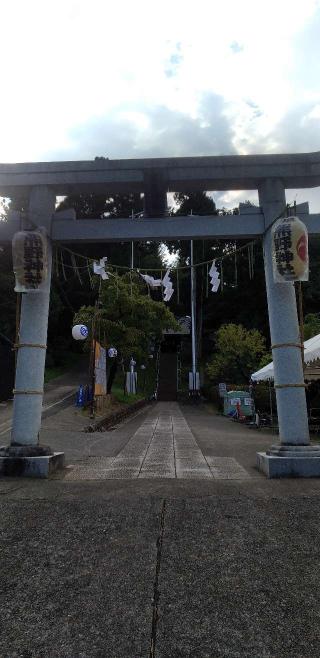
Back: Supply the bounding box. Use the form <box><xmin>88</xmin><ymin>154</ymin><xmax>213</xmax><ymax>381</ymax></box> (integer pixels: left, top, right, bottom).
<box><xmin>94</xmin><ymin>341</ymin><xmax>106</xmax><ymax>395</ymax></box>
<box><xmin>218</xmin><ymin>383</ymin><xmax>227</xmax><ymax>397</ymax></box>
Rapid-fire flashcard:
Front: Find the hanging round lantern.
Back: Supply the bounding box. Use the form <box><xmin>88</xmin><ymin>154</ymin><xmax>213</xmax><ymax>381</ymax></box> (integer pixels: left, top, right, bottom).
<box><xmin>72</xmin><ymin>324</ymin><xmax>88</xmax><ymax>341</ymax></box>
<box><xmin>108</xmin><ymin>347</ymin><xmax>118</xmax><ymax>358</ymax></box>
<box><xmin>272</xmin><ymin>215</ymin><xmax>309</xmax><ymax>282</ymax></box>
<box><xmin>12</xmin><ymin>230</ymin><xmax>48</xmax><ymax>292</ymax></box>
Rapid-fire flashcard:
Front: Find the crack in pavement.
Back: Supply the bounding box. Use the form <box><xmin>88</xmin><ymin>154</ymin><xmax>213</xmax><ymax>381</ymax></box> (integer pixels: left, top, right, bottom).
<box><xmin>149</xmin><ymin>498</ymin><xmax>166</xmax><ymax>658</ymax></box>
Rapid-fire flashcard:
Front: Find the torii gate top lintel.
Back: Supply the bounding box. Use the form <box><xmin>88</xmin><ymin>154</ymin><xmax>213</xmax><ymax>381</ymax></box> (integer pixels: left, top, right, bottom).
<box><xmin>0</xmin><ymin>150</ymin><xmax>320</xmax><ymax>196</ymax></box>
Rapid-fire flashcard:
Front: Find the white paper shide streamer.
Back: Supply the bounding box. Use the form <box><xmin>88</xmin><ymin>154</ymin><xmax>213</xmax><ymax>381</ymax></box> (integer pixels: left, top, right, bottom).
<box><xmin>209</xmin><ymin>260</ymin><xmax>220</xmax><ymax>292</ymax></box>
<box><xmin>140</xmin><ymin>269</ymin><xmax>174</xmax><ymax>301</ymax></box>
<box><xmin>139</xmin><ymin>273</ymin><xmax>162</xmax><ymax>288</ymax></box>
<box><xmin>162</xmin><ymin>269</ymin><xmax>174</xmax><ymax>301</ymax></box>
<box><xmin>93</xmin><ymin>257</ymin><xmax>109</xmax><ymax>280</ymax></box>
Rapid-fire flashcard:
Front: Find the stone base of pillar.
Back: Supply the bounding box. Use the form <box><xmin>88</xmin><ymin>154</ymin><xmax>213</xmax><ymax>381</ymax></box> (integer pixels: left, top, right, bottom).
<box><xmin>257</xmin><ymin>449</ymin><xmax>320</xmax><ymax>478</ymax></box>
<box><xmin>0</xmin><ymin>448</ymin><xmax>65</xmax><ymax>478</ymax></box>
<box><xmin>1</xmin><ymin>444</ymin><xmax>54</xmax><ymax>457</ymax></box>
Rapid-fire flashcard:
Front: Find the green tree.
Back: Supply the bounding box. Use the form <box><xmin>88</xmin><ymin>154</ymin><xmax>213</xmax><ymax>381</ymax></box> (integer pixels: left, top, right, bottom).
<box><xmin>304</xmin><ymin>313</ymin><xmax>320</xmax><ymax>340</ymax></box>
<box><xmin>57</xmin><ymin>191</ymin><xmax>143</xmax><ymax>220</ymax></box>
<box><xmin>167</xmin><ymin>192</ymin><xmax>268</xmax><ymax>361</ymax></box>
<box><xmin>173</xmin><ymin>191</ymin><xmax>217</xmax><ymax>217</ymax></box>
<box><xmin>206</xmin><ymin>323</ymin><xmax>267</xmax><ymax>383</ymax></box>
<box><xmin>73</xmin><ymin>270</ymin><xmax>179</xmax><ymax>391</ymax></box>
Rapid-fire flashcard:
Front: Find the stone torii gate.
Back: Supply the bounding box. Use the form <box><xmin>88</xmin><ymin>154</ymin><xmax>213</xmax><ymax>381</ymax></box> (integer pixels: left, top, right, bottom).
<box><xmin>1</xmin><ymin>151</ymin><xmax>320</xmax><ymax>477</ymax></box>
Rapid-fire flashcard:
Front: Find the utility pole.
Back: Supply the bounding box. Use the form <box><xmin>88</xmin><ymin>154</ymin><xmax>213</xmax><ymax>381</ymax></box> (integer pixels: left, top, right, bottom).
<box><xmin>130</xmin><ymin>210</ymin><xmax>134</xmax><ymax>270</ymax></box>
<box><xmin>189</xmin><ymin>239</ymin><xmax>200</xmax><ymax>395</ymax></box>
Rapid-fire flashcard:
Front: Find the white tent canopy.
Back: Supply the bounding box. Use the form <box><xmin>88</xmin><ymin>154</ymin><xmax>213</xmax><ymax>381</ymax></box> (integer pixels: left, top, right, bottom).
<box><xmin>251</xmin><ymin>333</ymin><xmax>320</xmax><ymax>382</ymax></box>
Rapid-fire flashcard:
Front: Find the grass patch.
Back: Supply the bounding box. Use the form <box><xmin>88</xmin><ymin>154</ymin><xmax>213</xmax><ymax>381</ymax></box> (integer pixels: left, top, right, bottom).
<box><xmin>111</xmin><ymin>385</ymin><xmax>144</xmax><ymax>405</ymax></box>
<box><xmin>44</xmin><ymin>366</ymin><xmax>66</xmax><ymax>384</ymax></box>
<box><xmin>44</xmin><ymin>352</ymin><xmax>84</xmax><ymax>384</ymax></box>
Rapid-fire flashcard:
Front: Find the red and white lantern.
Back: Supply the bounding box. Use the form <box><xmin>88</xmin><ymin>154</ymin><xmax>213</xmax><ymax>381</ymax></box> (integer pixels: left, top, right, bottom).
<box><xmin>272</xmin><ymin>215</ymin><xmax>309</xmax><ymax>282</ymax></box>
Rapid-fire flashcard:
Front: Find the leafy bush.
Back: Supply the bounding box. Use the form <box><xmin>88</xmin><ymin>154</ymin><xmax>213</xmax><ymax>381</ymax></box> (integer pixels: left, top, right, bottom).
<box><xmin>74</xmin><ymin>271</ymin><xmax>179</xmax><ymax>390</ymax></box>
<box><xmin>206</xmin><ymin>323</ymin><xmax>267</xmax><ymax>384</ymax></box>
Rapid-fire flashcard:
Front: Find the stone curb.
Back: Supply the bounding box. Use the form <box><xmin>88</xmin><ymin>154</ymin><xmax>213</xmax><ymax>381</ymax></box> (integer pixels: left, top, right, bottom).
<box><xmin>0</xmin><ymin>452</ymin><xmax>65</xmax><ymax>478</ymax></box>
<box><xmin>84</xmin><ymin>398</ymin><xmax>152</xmax><ymax>433</ymax></box>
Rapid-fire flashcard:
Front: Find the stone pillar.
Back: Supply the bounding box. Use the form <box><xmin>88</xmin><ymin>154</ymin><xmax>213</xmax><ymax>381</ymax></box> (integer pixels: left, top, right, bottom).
<box><xmin>0</xmin><ymin>187</ymin><xmax>65</xmax><ymax>476</ymax></box>
<box><xmin>143</xmin><ymin>170</ymin><xmax>168</xmax><ymax>217</ymax></box>
<box><xmin>257</xmin><ymin>179</ymin><xmax>320</xmax><ymax>477</ymax></box>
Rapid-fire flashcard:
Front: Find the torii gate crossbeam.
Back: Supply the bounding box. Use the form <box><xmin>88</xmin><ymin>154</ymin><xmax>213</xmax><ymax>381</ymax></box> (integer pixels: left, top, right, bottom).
<box><xmin>1</xmin><ymin>209</ymin><xmax>320</xmax><ymax>243</ymax></box>
<box><xmin>0</xmin><ymin>150</ymin><xmax>320</xmax><ymax>195</ymax></box>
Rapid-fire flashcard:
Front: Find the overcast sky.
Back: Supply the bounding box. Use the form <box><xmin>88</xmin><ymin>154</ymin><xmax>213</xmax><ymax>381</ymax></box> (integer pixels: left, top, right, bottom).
<box><xmin>1</xmin><ymin>0</ymin><xmax>320</xmax><ymax>208</ymax></box>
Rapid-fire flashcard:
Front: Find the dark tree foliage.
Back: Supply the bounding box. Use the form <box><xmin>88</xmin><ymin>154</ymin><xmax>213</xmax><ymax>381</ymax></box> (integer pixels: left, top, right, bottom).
<box><xmin>173</xmin><ymin>191</ymin><xmax>217</xmax><ymax>217</ymax></box>
<box><xmin>48</xmin><ymin>192</ymin><xmax>166</xmax><ymax>362</ymax></box>
<box><xmin>206</xmin><ymin>323</ymin><xmax>267</xmax><ymax>383</ymax></box>
<box><xmin>56</xmin><ymin>192</ymin><xmax>163</xmax><ymax>268</ymax></box>
<box><xmin>166</xmin><ymin>192</ymin><xmax>269</xmax><ymax>361</ymax></box>
<box><xmin>303</xmin><ymin>238</ymin><xmax>320</xmax><ymax>313</ymax></box>
<box><xmin>57</xmin><ymin>192</ymin><xmax>143</xmax><ymax>219</ymax></box>
<box><xmin>0</xmin><ymin>245</ymin><xmax>16</xmax><ymax>341</ymax></box>
<box><xmin>1</xmin><ymin>190</ymin><xmax>320</xmax><ymax>380</ymax></box>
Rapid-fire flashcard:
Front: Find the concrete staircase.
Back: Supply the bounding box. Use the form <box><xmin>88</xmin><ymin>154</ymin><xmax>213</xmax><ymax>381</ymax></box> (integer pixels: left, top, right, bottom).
<box><xmin>157</xmin><ymin>352</ymin><xmax>177</xmax><ymax>401</ymax></box>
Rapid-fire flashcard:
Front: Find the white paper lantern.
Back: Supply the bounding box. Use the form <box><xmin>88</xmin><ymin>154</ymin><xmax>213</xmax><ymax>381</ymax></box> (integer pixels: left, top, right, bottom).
<box><xmin>272</xmin><ymin>215</ymin><xmax>309</xmax><ymax>282</ymax></box>
<box><xmin>72</xmin><ymin>324</ymin><xmax>88</xmax><ymax>341</ymax></box>
<box><xmin>12</xmin><ymin>230</ymin><xmax>48</xmax><ymax>292</ymax></box>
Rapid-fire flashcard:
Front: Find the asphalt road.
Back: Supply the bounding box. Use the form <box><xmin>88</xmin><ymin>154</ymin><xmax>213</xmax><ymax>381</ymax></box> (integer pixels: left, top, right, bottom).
<box><xmin>1</xmin><ymin>401</ymin><xmax>320</xmax><ymax>657</ymax></box>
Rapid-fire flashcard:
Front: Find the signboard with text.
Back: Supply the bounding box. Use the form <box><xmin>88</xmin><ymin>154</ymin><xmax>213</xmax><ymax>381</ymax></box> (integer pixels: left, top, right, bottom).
<box><xmin>218</xmin><ymin>383</ymin><xmax>227</xmax><ymax>397</ymax></box>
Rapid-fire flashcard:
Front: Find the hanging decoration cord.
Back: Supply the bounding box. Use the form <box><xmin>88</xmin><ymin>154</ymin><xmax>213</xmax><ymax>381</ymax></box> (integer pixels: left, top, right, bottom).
<box><xmin>271</xmin><ymin>342</ymin><xmax>303</xmax><ymax>350</ymax></box>
<box><xmin>176</xmin><ymin>268</ymin><xmax>180</xmax><ymax>304</ymax></box>
<box><xmin>13</xmin><ymin>388</ymin><xmax>44</xmax><ymax>395</ymax></box>
<box><xmin>262</xmin><ymin>203</ymin><xmax>290</xmax><ymax>236</ymax></box>
<box><xmin>71</xmin><ymin>253</ymin><xmax>83</xmax><ymax>286</ymax></box>
<box><xmin>130</xmin><ymin>270</ymin><xmax>133</xmax><ymax>298</ymax></box>
<box><xmin>14</xmin><ymin>342</ymin><xmax>47</xmax><ymax>350</ymax></box>
<box><xmin>52</xmin><ymin>199</ymin><xmax>300</xmax><ymax>285</ymax></box>
<box><xmin>248</xmin><ymin>244</ymin><xmax>254</xmax><ymax>280</ymax></box>
<box><xmin>275</xmin><ymin>383</ymin><xmax>306</xmax><ymax>389</ymax></box>
<box><xmin>57</xmin><ymin>238</ymin><xmax>261</xmax><ymax>274</ymax></box>
<box><xmin>251</xmin><ymin>243</ymin><xmax>255</xmax><ymax>279</ymax></box>
<box><xmin>60</xmin><ymin>249</ymin><xmax>67</xmax><ymax>281</ymax></box>
<box><xmin>220</xmin><ymin>260</ymin><xmax>224</xmax><ymax>294</ymax></box>
<box><xmin>22</xmin><ymin>200</ymin><xmax>297</xmax><ymax>277</ymax></box>
<box><xmin>234</xmin><ymin>241</ymin><xmax>238</xmax><ymax>287</ymax></box>
<box><xmin>116</xmin><ymin>270</ymin><xmax>119</xmax><ymax>298</ymax></box>
<box><xmin>87</xmin><ymin>259</ymin><xmax>94</xmax><ymax>289</ymax></box>
<box><xmin>54</xmin><ymin>249</ymin><xmax>60</xmax><ymax>278</ymax></box>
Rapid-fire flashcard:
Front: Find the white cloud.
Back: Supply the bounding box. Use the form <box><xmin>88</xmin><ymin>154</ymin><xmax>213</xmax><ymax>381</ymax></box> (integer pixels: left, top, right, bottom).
<box><xmin>41</xmin><ymin>93</ymin><xmax>235</xmax><ymax>160</ymax></box>
<box><xmin>0</xmin><ymin>0</ymin><xmax>319</xmax><ymax>211</ymax></box>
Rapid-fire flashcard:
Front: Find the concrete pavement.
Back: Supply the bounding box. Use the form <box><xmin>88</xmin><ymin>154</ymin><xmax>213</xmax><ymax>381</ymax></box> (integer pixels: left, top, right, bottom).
<box><xmin>0</xmin><ymin>356</ymin><xmax>88</xmax><ymax>441</ymax></box>
<box><xmin>1</xmin><ymin>401</ymin><xmax>320</xmax><ymax>657</ymax></box>
<box><xmin>64</xmin><ymin>403</ymin><xmax>255</xmax><ymax>481</ymax></box>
